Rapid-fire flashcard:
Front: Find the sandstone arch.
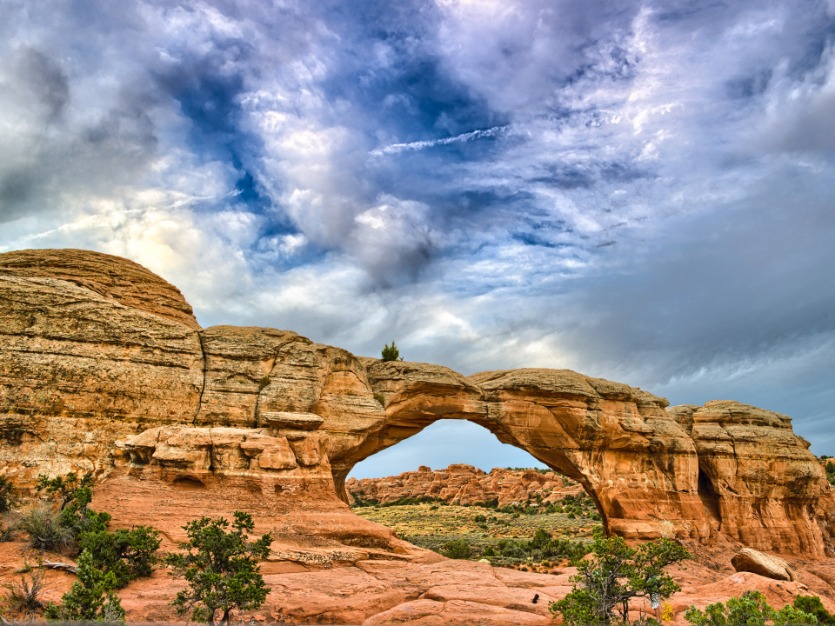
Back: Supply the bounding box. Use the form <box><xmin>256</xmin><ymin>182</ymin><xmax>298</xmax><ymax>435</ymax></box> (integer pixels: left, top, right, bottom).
<box><xmin>1</xmin><ymin>248</ymin><xmax>832</xmax><ymax>558</ymax></box>
<box><xmin>330</xmin><ymin>360</ymin><xmax>709</xmax><ymax>543</ymax></box>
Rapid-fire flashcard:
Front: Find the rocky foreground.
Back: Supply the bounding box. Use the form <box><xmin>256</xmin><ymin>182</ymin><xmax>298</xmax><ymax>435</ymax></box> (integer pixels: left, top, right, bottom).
<box><xmin>1</xmin><ymin>248</ymin><xmax>835</xmax><ymax>624</ymax></box>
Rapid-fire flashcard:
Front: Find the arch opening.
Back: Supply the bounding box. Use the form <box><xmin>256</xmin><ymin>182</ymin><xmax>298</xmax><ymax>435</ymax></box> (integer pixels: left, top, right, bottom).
<box><xmin>341</xmin><ymin>419</ymin><xmax>605</xmax><ymax>569</ymax></box>
<box><xmin>332</xmin><ymin>412</ymin><xmax>608</xmax><ymax>533</ymax></box>
<box><xmin>348</xmin><ymin>420</ymin><xmax>548</xmax><ymax>480</ymax></box>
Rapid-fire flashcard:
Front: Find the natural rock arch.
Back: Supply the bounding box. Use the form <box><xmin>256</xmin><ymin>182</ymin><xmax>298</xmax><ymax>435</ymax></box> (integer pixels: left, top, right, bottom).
<box><xmin>329</xmin><ymin>360</ymin><xmax>706</xmax><ymax>543</ymax></box>
<box><xmin>0</xmin><ymin>248</ymin><xmax>832</xmax><ymax>558</ymax></box>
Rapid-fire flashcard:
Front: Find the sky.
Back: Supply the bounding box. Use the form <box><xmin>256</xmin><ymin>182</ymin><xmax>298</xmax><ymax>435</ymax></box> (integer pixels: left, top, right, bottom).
<box><xmin>1</xmin><ymin>0</ymin><xmax>834</xmax><ymax>478</ymax></box>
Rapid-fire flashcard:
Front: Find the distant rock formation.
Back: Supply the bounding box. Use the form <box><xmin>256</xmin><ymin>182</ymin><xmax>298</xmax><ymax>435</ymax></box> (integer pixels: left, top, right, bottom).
<box><xmin>1</xmin><ymin>248</ymin><xmax>833</xmax><ymax>559</ymax></box>
<box><xmin>346</xmin><ymin>465</ymin><xmax>585</xmax><ymax>508</ymax></box>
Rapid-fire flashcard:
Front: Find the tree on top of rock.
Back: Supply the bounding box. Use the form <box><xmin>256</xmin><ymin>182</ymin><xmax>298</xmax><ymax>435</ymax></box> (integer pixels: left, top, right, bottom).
<box><xmin>381</xmin><ymin>341</ymin><xmax>402</xmax><ymax>361</ymax></box>
<box><xmin>165</xmin><ymin>511</ymin><xmax>273</xmax><ymax>626</ymax></box>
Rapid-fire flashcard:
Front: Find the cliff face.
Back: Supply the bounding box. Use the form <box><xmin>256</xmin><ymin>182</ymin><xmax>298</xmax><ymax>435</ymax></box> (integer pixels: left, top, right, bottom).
<box><xmin>670</xmin><ymin>402</ymin><xmax>833</xmax><ymax>556</ymax></box>
<box><xmin>346</xmin><ymin>465</ymin><xmax>585</xmax><ymax>507</ymax></box>
<box><xmin>1</xmin><ymin>248</ymin><xmax>832</xmax><ymax>558</ymax></box>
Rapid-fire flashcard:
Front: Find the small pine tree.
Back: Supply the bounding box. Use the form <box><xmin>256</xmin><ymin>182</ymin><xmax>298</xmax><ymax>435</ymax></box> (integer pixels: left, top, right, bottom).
<box><xmin>381</xmin><ymin>341</ymin><xmax>401</xmax><ymax>361</ymax></box>
<box><xmin>165</xmin><ymin>511</ymin><xmax>273</xmax><ymax>626</ymax></box>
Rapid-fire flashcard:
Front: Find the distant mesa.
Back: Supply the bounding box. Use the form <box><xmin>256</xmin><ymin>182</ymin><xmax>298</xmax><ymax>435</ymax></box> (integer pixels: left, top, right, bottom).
<box><xmin>1</xmin><ymin>247</ymin><xmax>833</xmax><ymax>562</ymax></box>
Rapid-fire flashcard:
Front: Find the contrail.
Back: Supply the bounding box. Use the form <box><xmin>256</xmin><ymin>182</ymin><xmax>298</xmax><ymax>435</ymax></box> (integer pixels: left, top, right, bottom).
<box><xmin>371</xmin><ymin>125</ymin><xmax>511</xmax><ymax>156</ymax></box>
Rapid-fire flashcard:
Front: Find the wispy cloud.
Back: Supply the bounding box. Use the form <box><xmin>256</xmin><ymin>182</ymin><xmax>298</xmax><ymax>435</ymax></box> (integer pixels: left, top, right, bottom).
<box><xmin>370</xmin><ymin>125</ymin><xmax>511</xmax><ymax>156</ymax></box>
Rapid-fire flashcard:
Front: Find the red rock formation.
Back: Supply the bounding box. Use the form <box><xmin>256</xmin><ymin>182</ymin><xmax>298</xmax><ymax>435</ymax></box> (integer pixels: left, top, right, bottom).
<box><xmin>346</xmin><ymin>464</ymin><xmax>585</xmax><ymax>507</ymax></box>
<box><xmin>1</xmin><ymin>249</ymin><xmax>832</xmax><ymax>588</ymax></box>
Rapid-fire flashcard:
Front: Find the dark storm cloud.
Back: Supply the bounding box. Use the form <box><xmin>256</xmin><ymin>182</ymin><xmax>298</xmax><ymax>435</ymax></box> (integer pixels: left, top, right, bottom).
<box><xmin>561</xmin><ymin>174</ymin><xmax>835</xmax><ymax>379</ymax></box>
<box><xmin>14</xmin><ymin>48</ymin><xmax>69</xmax><ymax>123</ymax></box>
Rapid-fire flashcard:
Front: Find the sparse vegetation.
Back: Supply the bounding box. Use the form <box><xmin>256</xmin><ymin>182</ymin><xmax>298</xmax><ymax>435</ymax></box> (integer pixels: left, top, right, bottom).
<box><xmin>19</xmin><ymin>505</ymin><xmax>77</xmax><ymax>553</ymax></box>
<box><xmin>352</xmin><ymin>491</ymin><xmax>601</xmax><ymax>519</ymax></box>
<box><xmin>12</xmin><ymin>472</ymin><xmax>161</xmax><ymax>623</ymax></box>
<box><xmin>354</xmin><ymin>498</ymin><xmax>599</xmax><ymax>569</ymax></box>
<box><xmin>685</xmin><ymin>590</ymin><xmax>820</xmax><ymax>626</ymax></box>
<box><xmin>352</xmin><ymin>494</ymin><xmax>446</xmax><ymax>508</ymax></box>
<box><xmin>826</xmin><ymin>460</ymin><xmax>835</xmax><ymax>486</ymax></box>
<box><xmin>2</xmin><ymin>567</ymin><xmax>47</xmax><ymax>619</ymax></box>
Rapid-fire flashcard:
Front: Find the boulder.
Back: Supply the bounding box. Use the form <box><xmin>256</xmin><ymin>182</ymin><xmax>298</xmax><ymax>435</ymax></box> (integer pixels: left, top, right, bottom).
<box><xmin>731</xmin><ymin>548</ymin><xmax>796</xmax><ymax>581</ymax></box>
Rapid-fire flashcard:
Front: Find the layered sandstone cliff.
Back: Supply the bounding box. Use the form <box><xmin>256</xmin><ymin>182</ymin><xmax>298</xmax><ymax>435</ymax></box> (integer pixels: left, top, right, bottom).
<box><xmin>1</xmin><ymin>248</ymin><xmax>832</xmax><ymax>560</ymax></box>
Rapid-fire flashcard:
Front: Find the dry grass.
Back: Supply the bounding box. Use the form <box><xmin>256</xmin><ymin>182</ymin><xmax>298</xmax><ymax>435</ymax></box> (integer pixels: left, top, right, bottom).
<box><xmin>353</xmin><ymin>502</ymin><xmax>601</xmax><ymax>569</ymax></box>
<box><xmin>354</xmin><ymin>502</ymin><xmax>600</xmax><ymax>539</ymax></box>
<box><xmin>2</xmin><ymin>567</ymin><xmax>47</xmax><ymax>620</ymax></box>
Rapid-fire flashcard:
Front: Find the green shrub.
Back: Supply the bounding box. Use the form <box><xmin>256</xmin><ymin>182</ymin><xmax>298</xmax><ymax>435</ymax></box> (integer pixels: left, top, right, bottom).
<box><xmin>79</xmin><ymin>526</ymin><xmax>161</xmax><ymax>588</ymax></box>
<box><xmin>826</xmin><ymin>461</ymin><xmax>835</xmax><ymax>486</ymax></box>
<box><xmin>794</xmin><ymin>595</ymin><xmax>835</xmax><ymax>625</ymax></box>
<box><xmin>685</xmin><ymin>591</ymin><xmax>818</xmax><ymax>626</ymax></box>
<box><xmin>24</xmin><ymin>473</ymin><xmax>160</xmax><ymax>589</ymax></box>
<box><xmin>350</xmin><ymin>495</ymin><xmax>380</xmax><ymax>507</ymax></box>
<box><xmin>381</xmin><ymin>341</ymin><xmax>402</xmax><ymax>361</ymax></box>
<box><xmin>2</xmin><ymin>567</ymin><xmax>46</xmax><ymax>619</ymax></box>
<box><xmin>441</xmin><ymin>538</ymin><xmax>471</xmax><ymax>560</ymax></box>
<box><xmin>528</xmin><ymin>528</ymin><xmax>552</xmax><ymax>551</ymax></box>
<box><xmin>498</xmin><ymin>540</ymin><xmax>527</xmax><ymax>559</ymax></box>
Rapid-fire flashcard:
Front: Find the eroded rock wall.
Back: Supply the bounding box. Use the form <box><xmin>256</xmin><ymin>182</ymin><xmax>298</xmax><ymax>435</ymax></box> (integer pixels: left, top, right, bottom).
<box><xmin>670</xmin><ymin>401</ymin><xmax>830</xmax><ymax>556</ymax></box>
<box><xmin>0</xmin><ymin>251</ymin><xmax>204</xmax><ymax>482</ymax></box>
<box><xmin>469</xmin><ymin>369</ymin><xmax>713</xmax><ymax>543</ymax></box>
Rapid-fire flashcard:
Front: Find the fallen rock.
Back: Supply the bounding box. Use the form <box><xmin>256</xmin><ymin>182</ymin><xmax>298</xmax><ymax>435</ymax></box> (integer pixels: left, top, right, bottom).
<box><xmin>732</xmin><ymin>547</ymin><xmax>796</xmax><ymax>581</ymax></box>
